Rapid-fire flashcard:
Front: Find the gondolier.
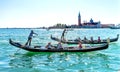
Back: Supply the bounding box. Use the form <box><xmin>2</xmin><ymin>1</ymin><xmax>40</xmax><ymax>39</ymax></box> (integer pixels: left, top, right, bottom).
<box><xmin>25</xmin><ymin>30</ymin><xmax>38</xmax><ymax>46</ymax></box>
<box><xmin>61</xmin><ymin>29</ymin><xmax>66</xmax><ymax>40</ymax></box>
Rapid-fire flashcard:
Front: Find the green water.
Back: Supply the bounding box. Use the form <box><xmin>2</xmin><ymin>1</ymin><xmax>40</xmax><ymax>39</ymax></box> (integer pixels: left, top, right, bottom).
<box><xmin>0</xmin><ymin>28</ymin><xmax>120</xmax><ymax>72</ymax></box>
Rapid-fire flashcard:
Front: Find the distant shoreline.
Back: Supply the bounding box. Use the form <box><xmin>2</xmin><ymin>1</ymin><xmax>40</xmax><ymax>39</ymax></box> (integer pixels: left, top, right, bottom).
<box><xmin>0</xmin><ymin>27</ymin><xmax>110</xmax><ymax>29</ymax></box>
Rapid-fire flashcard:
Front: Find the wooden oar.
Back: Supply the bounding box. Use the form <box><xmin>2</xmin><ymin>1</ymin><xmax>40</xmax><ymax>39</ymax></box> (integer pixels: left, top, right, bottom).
<box><xmin>15</xmin><ymin>48</ymin><xmax>21</xmax><ymax>53</ymax></box>
<box><xmin>107</xmin><ymin>37</ymin><xmax>110</xmax><ymax>44</ymax></box>
<box><xmin>9</xmin><ymin>48</ymin><xmax>21</xmax><ymax>57</ymax></box>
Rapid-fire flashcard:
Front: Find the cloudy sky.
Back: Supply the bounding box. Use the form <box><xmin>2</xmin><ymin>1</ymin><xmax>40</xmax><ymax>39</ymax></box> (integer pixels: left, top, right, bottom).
<box><xmin>0</xmin><ymin>0</ymin><xmax>120</xmax><ymax>28</ymax></box>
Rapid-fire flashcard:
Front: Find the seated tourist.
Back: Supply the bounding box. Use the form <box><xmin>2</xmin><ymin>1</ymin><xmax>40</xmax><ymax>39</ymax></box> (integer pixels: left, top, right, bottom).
<box><xmin>57</xmin><ymin>42</ymin><xmax>63</xmax><ymax>49</ymax></box>
<box><xmin>90</xmin><ymin>36</ymin><xmax>94</xmax><ymax>42</ymax></box>
<box><xmin>78</xmin><ymin>41</ymin><xmax>82</xmax><ymax>49</ymax></box>
<box><xmin>84</xmin><ymin>36</ymin><xmax>88</xmax><ymax>43</ymax></box>
<box><xmin>45</xmin><ymin>42</ymin><xmax>52</xmax><ymax>49</ymax></box>
<box><xmin>98</xmin><ymin>36</ymin><xmax>101</xmax><ymax>43</ymax></box>
<box><xmin>76</xmin><ymin>37</ymin><xmax>81</xmax><ymax>41</ymax></box>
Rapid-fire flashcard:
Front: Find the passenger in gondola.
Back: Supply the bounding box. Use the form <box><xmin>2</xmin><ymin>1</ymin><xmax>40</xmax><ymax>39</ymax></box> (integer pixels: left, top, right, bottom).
<box><xmin>57</xmin><ymin>42</ymin><xmax>63</xmax><ymax>49</ymax></box>
<box><xmin>84</xmin><ymin>36</ymin><xmax>87</xmax><ymax>43</ymax></box>
<box><xmin>98</xmin><ymin>36</ymin><xmax>101</xmax><ymax>43</ymax></box>
<box><xmin>78</xmin><ymin>41</ymin><xmax>82</xmax><ymax>49</ymax></box>
<box><xmin>76</xmin><ymin>37</ymin><xmax>81</xmax><ymax>42</ymax></box>
<box><xmin>90</xmin><ymin>36</ymin><xmax>94</xmax><ymax>43</ymax></box>
<box><xmin>61</xmin><ymin>29</ymin><xmax>66</xmax><ymax>40</ymax></box>
<box><xmin>25</xmin><ymin>30</ymin><xmax>38</xmax><ymax>46</ymax></box>
<box><xmin>84</xmin><ymin>36</ymin><xmax>87</xmax><ymax>40</ymax></box>
<box><xmin>45</xmin><ymin>42</ymin><xmax>52</xmax><ymax>49</ymax></box>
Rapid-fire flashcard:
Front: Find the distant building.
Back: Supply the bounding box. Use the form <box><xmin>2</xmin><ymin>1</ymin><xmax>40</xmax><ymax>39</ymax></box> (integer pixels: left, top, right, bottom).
<box><xmin>82</xmin><ymin>18</ymin><xmax>101</xmax><ymax>28</ymax></box>
<box><xmin>78</xmin><ymin>12</ymin><xmax>82</xmax><ymax>26</ymax></box>
<box><xmin>49</xmin><ymin>11</ymin><xmax>114</xmax><ymax>29</ymax></box>
<box><xmin>48</xmin><ymin>23</ymin><xmax>67</xmax><ymax>29</ymax></box>
<box><xmin>101</xmin><ymin>24</ymin><xmax>115</xmax><ymax>28</ymax></box>
<box><xmin>77</xmin><ymin>12</ymin><xmax>101</xmax><ymax>28</ymax></box>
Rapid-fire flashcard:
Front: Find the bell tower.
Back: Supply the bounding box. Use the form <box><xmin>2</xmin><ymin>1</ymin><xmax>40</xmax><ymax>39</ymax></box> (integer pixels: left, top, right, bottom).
<box><xmin>78</xmin><ymin>12</ymin><xmax>82</xmax><ymax>26</ymax></box>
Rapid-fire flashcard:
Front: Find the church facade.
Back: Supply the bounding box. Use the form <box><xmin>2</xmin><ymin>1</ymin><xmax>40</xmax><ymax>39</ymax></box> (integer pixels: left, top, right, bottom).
<box><xmin>78</xmin><ymin>12</ymin><xmax>101</xmax><ymax>28</ymax></box>
<box><xmin>49</xmin><ymin>12</ymin><xmax>114</xmax><ymax>28</ymax></box>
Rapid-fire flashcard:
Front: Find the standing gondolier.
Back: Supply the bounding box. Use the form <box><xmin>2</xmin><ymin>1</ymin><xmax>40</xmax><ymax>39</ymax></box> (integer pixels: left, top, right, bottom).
<box><xmin>61</xmin><ymin>29</ymin><xmax>66</xmax><ymax>40</ymax></box>
<box><xmin>25</xmin><ymin>30</ymin><xmax>38</xmax><ymax>46</ymax></box>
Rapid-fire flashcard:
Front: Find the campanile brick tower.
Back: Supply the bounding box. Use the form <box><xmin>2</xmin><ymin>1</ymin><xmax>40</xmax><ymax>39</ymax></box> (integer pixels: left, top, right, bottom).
<box><xmin>78</xmin><ymin>12</ymin><xmax>82</xmax><ymax>26</ymax></box>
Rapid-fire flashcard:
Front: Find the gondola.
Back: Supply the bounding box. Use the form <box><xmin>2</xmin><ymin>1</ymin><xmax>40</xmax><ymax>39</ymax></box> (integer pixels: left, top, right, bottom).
<box><xmin>51</xmin><ymin>34</ymin><xmax>119</xmax><ymax>44</ymax></box>
<box><xmin>9</xmin><ymin>39</ymin><xmax>108</xmax><ymax>52</ymax></box>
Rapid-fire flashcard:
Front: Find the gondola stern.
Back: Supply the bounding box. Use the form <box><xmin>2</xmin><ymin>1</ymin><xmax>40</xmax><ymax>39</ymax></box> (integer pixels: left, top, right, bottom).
<box><xmin>9</xmin><ymin>38</ymin><xmax>13</xmax><ymax>45</ymax></box>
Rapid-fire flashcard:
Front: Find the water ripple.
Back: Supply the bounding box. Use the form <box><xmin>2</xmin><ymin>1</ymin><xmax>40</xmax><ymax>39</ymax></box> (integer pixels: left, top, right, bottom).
<box><xmin>0</xmin><ymin>28</ymin><xmax>120</xmax><ymax>72</ymax></box>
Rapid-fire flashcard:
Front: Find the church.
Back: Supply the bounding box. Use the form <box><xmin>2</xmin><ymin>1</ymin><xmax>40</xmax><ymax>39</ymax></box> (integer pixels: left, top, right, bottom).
<box><xmin>49</xmin><ymin>12</ymin><xmax>114</xmax><ymax>28</ymax></box>
<box><xmin>78</xmin><ymin>12</ymin><xmax>101</xmax><ymax>28</ymax></box>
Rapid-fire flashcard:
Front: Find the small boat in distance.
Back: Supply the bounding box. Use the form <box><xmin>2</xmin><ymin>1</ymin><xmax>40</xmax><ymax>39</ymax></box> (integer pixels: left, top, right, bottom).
<box><xmin>9</xmin><ymin>39</ymin><xmax>108</xmax><ymax>52</ymax></box>
<box><xmin>110</xmin><ymin>26</ymin><xmax>120</xmax><ymax>29</ymax></box>
<box><xmin>51</xmin><ymin>34</ymin><xmax>119</xmax><ymax>44</ymax></box>
<box><xmin>110</xmin><ymin>24</ymin><xmax>120</xmax><ymax>29</ymax></box>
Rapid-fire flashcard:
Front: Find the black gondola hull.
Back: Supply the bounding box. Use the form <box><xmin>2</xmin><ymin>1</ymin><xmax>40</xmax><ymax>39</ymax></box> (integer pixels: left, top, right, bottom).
<box><xmin>51</xmin><ymin>34</ymin><xmax>119</xmax><ymax>44</ymax></box>
<box><xmin>9</xmin><ymin>39</ymin><xmax>109</xmax><ymax>52</ymax></box>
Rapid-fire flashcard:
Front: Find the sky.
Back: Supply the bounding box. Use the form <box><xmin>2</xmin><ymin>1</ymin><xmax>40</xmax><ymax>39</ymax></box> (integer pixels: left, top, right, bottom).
<box><xmin>0</xmin><ymin>0</ymin><xmax>120</xmax><ymax>28</ymax></box>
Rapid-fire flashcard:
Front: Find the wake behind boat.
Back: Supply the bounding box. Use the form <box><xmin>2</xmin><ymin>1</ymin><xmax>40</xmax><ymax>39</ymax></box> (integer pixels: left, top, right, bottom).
<box><xmin>51</xmin><ymin>34</ymin><xmax>119</xmax><ymax>44</ymax></box>
<box><xmin>9</xmin><ymin>39</ymin><xmax>109</xmax><ymax>52</ymax></box>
